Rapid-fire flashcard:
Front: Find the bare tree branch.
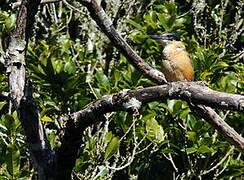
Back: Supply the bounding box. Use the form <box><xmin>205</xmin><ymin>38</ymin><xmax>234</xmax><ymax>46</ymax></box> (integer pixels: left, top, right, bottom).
<box><xmin>56</xmin><ymin>82</ymin><xmax>244</xmax><ymax>178</ymax></box>
<box><xmin>4</xmin><ymin>0</ymin><xmax>54</xmax><ymax>179</ymax></box>
<box><xmin>71</xmin><ymin>82</ymin><xmax>244</xmax><ymax>143</ymax></box>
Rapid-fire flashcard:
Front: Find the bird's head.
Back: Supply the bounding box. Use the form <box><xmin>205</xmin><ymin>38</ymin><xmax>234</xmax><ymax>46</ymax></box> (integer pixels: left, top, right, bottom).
<box><xmin>149</xmin><ymin>33</ymin><xmax>187</xmax><ymax>55</ymax></box>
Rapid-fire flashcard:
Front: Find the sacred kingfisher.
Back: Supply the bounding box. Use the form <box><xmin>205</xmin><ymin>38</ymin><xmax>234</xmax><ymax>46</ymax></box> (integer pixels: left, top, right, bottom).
<box><xmin>150</xmin><ymin>33</ymin><xmax>194</xmax><ymax>82</ymax></box>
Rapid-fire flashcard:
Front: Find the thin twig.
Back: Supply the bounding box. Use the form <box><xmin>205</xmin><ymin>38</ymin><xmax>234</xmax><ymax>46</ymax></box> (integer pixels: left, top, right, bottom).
<box><xmin>200</xmin><ymin>146</ymin><xmax>235</xmax><ymax>175</ymax></box>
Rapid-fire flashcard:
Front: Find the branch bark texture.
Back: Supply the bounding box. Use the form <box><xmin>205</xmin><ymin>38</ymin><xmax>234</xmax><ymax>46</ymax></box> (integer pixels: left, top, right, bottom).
<box><xmin>56</xmin><ymin>82</ymin><xmax>244</xmax><ymax>178</ymax></box>
<box><xmin>5</xmin><ymin>0</ymin><xmax>54</xmax><ymax>179</ymax></box>
<box><xmin>71</xmin><ymin>82</ymin><xmax>244</xmax><ymax>142</ymax></box>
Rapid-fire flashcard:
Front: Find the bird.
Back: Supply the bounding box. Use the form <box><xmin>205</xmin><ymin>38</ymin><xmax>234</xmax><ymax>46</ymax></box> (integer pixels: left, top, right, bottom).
<box><xmin>149</xmin><ymin>33</ymin><xmax>194</xmax><ymax>82</ymax></box>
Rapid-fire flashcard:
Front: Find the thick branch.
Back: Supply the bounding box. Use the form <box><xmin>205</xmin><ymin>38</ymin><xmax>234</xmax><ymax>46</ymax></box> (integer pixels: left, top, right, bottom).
<box><xmin>5</xmin><ymin>0</ymin><xmax>54</xmax><ymax>179</ymax></box>
<box><xmin>19</xmin><ymin>80</ymin><xmax>55</xmax><ymax>179</ymax></box>
<box><xmin>71</xmin><ymin>82</ymin><xmax>244</xmax><ymax>136</ymax></box>
<box><xmin>167</xmin><ymin>82</ymin><xmax>244</xmax><ymax>111</ymax></box>
<box><xmin>56</xmin><ymin>82</ymin><xmax>244</xmax><ymax>178</ymax></box>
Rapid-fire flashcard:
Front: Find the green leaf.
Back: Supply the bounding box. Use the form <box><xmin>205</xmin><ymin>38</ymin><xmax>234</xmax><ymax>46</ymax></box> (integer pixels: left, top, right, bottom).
<box><xmin>113</xmin><ymin>70</ymin><xmax>122</xmax><ymax>87</ymax></box>
<box><xmin>104</xmin><ymin>137</ymin><xmax>120</xmax><ymax>161</ymax></box>
<box><xmin>186</xmin><ymin>147</ymin><xmax>197</xmax><ymax>154</ymax></box>
<box><xmin>104</xmin><ymin>132</ymin><xmax>113</xmax><ymax>144</ymax></box>
<box><xmin>179</xmin><ymin>108</ymin><xmax>191</xmax><ymax>119</ymax></box>
<box><xmin>148</xmin><ymin>102</ymin><xmax>160</xmax><ymax>110</ymax></box>
<box><xmin>59</xmin><ymin>35</ymin><xmax>72</xmax><ymax>54</ymax></box>
<box><xmin>197</xmin><ymin>145</ymin><xmax>214</xmax><ymax>154</ymax></box>
<box><xmin>64</xmin><ymin>61</ymin><xmax>76</xmax><ymax>74</ymax></box>
<box><xmin>143</xmin><ymin>11</ymin><xmax>158</xmax><ymax>29</ymax></box>
<box><xmin>53</xmin><ymin>59</ymin><xmax>64</xmax><ymax>74</ymax></box>
<box><xmin>164</xmin><ymin>2</ymin><xmax>177</xmax><ymax>15</ymax></box>
<box><xmin>95</xmin><ymin>70</ymin><xmax>111</xmax><ymax>93</ymax></box>
<box><xmin>146</xmin><ymin>118</ymin><xmax>164</xmax><ymax>143</ymax></box>
<box><xmin>127</xmin><ymin>19</ymin><xmax>145</xmax><ymax>31</ymax></box>
<box><xmin>5</xmin><ymin>14</ymin><xmax>16</xmax><ymax>32</ymax></box>
<box><xmin>157</xmin><ymin>13</ymin><xmax>169</xmax><ymax>30</ymax></box>
<box><xmin>3</xmin><ymin>114</ymin><xmax>15</xmax><ymax>131</ymax></box>
<box><xmin>0</xmin><ymin>101</ymin><xmax>7</xmax><ymax>111</ymax></box>
<box><xmin>172</xmin><ymin>100</ymin><xmax>183</xmax><ymax>114</ymax></box>
<box><xmin>6</xmin><ymin>148</ymin><xmax>20</xmax><ymax>176</ymax></box>
<box><xmin>41</xmin><ymin>115</ymin><xmax>53</xmax><ymax>123</ymax></box>
<box><xmin>187</xmin><ymin>131</ymin><xmax>197</xmax><ymax>142</ymax></box>
<box><xmin>200</xmin><ymin>71</ymin><xmax>212</xmax><ymax>80</ymax></box>
<box><xmin>0</xmin><ymin>12</ymin><xmax>16</xmax><ymax>33</ymax></box>
<box><xmin>48</xmin><ymin>130</ymin><xmax>56</xmax><ymax>149</ymax></box>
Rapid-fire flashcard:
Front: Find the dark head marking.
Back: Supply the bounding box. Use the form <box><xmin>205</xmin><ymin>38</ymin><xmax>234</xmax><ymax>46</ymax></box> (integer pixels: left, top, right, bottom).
<box><xmin>149</xmin><ymin>33</ymin><xmax>181</xmax><ymax>42</ymax></box>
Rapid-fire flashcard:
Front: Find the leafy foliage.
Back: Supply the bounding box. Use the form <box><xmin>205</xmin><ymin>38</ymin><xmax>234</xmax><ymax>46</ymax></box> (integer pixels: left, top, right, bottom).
<box><xmin>0</xmin><ymin>0</ymin><xmax>243</xmax><ymax>179</ymax></box>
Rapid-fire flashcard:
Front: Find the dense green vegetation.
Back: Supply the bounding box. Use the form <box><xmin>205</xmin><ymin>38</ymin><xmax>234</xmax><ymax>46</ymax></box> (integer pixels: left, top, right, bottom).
<box><xmin>0</xmin><ymin>0</ymin><xmax>243</xmax><ymax>179</ymax></box>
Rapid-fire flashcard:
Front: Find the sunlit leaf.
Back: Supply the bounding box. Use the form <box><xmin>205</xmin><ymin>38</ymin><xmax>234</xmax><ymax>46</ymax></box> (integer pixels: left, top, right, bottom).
<box><xmin>104</xmin><ymin>137</ymin><xmax>120</xmax><ymax>161</ymax></box>
<box><xmin>146</xmin><ymin>118</ymin><xmax>165</xmax><ymax>143</ymax></box>
<box><xmin>0</xmin><ymin>101</ymin><xmax>7</xmax><ymax>111</ymax></box>
<box><xmin>41</xmin><ymin>115</ymin><xmax>53</xmax><ymax>123</ymax></box>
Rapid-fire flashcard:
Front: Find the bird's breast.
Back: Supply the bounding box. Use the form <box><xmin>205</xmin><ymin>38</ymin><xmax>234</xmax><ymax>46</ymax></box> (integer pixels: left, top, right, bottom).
<box><xmin>161</xmin><ymin>52</ymin><xmax>194</xmax><ymax>81</ymax></box>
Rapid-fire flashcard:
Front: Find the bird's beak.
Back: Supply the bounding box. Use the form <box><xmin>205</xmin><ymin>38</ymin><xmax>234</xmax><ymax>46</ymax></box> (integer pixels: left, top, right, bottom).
<box><xmin>148</xmin><ymin>35</ymin><xmax>163</xmax><ymax>40</ymax></box>
<box><xmin>149</xmin><ymin>33</ymin><xmax>181</xmax><ymax>45</ymax></box>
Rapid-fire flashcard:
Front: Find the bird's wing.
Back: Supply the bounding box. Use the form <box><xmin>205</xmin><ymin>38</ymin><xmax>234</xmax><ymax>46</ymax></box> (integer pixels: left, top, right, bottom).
<box><xmin>174</xmin><ymin>54</ymin><xmax>194</xmax><ymax>81</ymax></box>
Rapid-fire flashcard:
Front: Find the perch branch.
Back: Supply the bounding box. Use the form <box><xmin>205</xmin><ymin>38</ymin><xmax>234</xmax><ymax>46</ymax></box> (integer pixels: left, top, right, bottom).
<box><xmin>56</xmin><ymin>82</ymin><xmax>244</xmax><ymax>178</ymax></box>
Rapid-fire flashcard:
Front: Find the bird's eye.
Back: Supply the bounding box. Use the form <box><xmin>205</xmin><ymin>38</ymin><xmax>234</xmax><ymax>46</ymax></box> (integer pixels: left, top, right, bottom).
<box><xmin>176</xmin><ymin>46</ymin><xmax>185</xmax><ymax>51</ymax></box>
